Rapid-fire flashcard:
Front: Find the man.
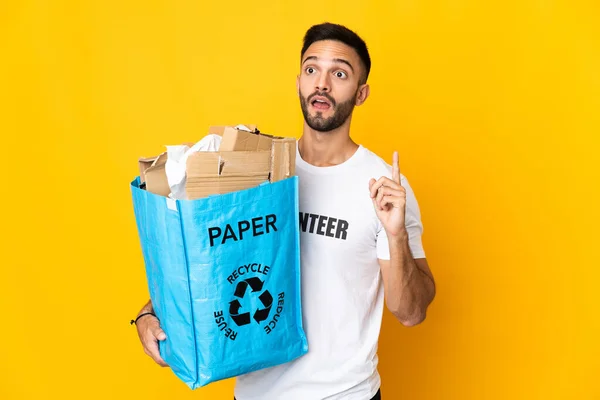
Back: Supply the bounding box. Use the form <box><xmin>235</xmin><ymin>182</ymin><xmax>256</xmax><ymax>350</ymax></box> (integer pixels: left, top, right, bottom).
<box><xmin>134</xmin><ymin>22</ymin><xmax>436</xmax><ymax>400</ymax></box>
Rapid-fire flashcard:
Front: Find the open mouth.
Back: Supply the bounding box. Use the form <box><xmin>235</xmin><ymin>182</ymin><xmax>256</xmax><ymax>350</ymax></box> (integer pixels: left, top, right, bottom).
<box><xmin>310</xmin><ymin>97</ymin><xmax>332</xmax><ymax>110</ymax></box>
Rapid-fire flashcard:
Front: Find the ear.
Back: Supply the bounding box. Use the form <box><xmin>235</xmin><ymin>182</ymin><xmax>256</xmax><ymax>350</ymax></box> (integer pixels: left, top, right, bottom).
<box><xmin>355</xmin><ymin>83</ymin><xmax>370</xmax><ymax>106</ymax></box>
<box><xmin>296</xmin><ymin>75</ymin><xmax>300</xmax><ymax>96</ymax></box>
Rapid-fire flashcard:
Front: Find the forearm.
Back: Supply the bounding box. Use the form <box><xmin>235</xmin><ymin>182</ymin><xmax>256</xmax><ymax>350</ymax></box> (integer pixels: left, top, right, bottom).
<box><xmin>382</xmin><ymin>231</ymin><xmax>435</xmax><ymax>326</ymax></box>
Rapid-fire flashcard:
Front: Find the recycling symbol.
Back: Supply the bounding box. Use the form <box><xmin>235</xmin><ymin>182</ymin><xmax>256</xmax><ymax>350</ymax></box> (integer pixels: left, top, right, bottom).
<box><xmin>229</xmin><ymin>277</ymin><xmax>272</xmax><ymax>327</ymax></box>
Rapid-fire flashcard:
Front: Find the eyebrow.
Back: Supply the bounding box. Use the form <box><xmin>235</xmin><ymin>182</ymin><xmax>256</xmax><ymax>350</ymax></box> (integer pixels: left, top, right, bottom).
<box><xmin>302</xmin><ymin>56</ymin><xmax>355</xmax><ymax>72</ymax></box>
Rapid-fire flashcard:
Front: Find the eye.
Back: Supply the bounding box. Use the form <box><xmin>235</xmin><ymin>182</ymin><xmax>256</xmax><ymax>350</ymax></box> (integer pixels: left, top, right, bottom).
<box><xmin>335</xmin><ymin>71</ymin><xmax>347</xmax><ymax>79</ymax></box>
<box><xmin>305</xmin><ymin>67</ymin><xmax>315</xmax><ymax>74</ymax></box>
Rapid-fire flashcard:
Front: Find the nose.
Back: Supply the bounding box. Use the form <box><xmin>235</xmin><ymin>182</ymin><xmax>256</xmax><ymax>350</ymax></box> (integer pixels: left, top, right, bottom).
<box><xmin>315</xmin><ymin>73</ymin><xmax>330</xmax><ymax>93</ymax></box>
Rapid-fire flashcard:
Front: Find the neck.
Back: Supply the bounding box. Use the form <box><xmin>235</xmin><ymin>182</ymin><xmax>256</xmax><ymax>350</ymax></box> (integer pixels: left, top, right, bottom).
<box><xmin>298</xmin><ymin>118</ymin><xmax>358</xmax><ymax>167</ymax></box>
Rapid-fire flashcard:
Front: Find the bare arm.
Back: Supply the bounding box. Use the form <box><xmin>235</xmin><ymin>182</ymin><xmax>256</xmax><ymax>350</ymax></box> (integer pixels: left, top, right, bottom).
<box><xmin>379</xmin><ymin>231</ymin><xmax>435</xmax><ymax>326</ymax></box>
<box><xmin>369</xmin><ymin>151</ymin><xmax>435</xmax><ymax>326</ymax></box>
<box><xmin>135</xmin><ymin>300</ymin><xmax>169</xmax><ymax>367</ymax></box>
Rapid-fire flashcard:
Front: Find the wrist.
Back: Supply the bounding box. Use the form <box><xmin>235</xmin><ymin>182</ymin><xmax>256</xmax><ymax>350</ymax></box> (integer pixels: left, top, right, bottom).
<box><xmin>130</xmin><ymin>311</ymin><xmax>158</xmax><ymax>325</ymax></box>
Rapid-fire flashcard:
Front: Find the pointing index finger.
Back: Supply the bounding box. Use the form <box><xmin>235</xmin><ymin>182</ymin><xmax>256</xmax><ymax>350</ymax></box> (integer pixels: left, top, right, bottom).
<box><xmin>392</xmin><ymin>151</ymin><xmax>401</xmax><ymax>184</ymax></box>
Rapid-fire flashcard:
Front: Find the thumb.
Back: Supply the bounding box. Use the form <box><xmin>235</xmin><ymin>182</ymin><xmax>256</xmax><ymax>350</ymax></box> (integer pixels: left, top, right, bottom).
<box><xmin>368</xmin><ymin>178</ymin><xmax>376</xmax><ymax>192</ymax></box>
<box><xmin>153</xmin><ymin>326</ymin><xmax>167</xmax><ymax>341</ymax></box>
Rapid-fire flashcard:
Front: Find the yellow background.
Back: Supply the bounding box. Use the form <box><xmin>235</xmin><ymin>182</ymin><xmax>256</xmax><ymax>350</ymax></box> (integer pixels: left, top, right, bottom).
<box><xmin>1</xmin><ymin>0</ymin><xmax>599</xmax><ymax>399</ymax></box>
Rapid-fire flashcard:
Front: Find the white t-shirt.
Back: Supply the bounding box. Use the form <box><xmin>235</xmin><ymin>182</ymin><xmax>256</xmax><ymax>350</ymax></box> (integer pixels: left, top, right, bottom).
<box><xmin>234</xmin><ymin>144</ymin><xmax>426</xmax><ymax>400</ymax></box>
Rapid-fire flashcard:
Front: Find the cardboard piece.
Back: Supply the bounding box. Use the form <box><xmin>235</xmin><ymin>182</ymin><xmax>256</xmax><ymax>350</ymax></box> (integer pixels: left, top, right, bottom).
<box><xmin>270</xmin><ymin>138</ymin><xmax>296</xmax><ymax>182</ymax></box>
<box><xmin>207</xmin><ymin>124</ymin><xmax>257</xmax><ymax>136</ymax></box>
<box><xmin>220</xmin><ymin>127</ymin><xmax>272</xmax><ymax>152</ymax></box>
<box><xmin>138</xmin><ymin>125</ymin><xmax>296</xmax><ymax>200</ymax></box>
<box><xmin>141</xmin><ymin>152</ymin><xmax>170</xmax><ymax>196</ymax></box>
<box><xmin>217</xmin><ymin>127</ymin><xmax>296</xmax><ymax>181</ymax></box>
<box><xmin>138</xmin><ymin>157</ymin><xmax>157</xmax><ymax>183</ymax></box>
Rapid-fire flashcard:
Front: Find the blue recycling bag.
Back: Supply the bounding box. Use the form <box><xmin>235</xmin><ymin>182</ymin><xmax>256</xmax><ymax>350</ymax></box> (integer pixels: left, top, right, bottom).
<box><xmin>131</xmin><ymin>176</ymin><xmax>308</xmax><ymax>389</ymax></box>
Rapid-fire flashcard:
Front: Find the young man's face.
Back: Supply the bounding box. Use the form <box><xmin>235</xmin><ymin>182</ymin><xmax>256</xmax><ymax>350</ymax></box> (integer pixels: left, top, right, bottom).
<box><xmin>297</xmin><ymin>40</ymin><xmax>369</xmax><ymax>132</ymax></box>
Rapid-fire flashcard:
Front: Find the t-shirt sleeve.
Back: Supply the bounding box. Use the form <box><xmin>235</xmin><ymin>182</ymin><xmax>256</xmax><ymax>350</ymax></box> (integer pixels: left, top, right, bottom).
<box><xmin>376</xmin><ymin>174</ymin><xmax>427</xmax><ymax>260</ymax></box>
